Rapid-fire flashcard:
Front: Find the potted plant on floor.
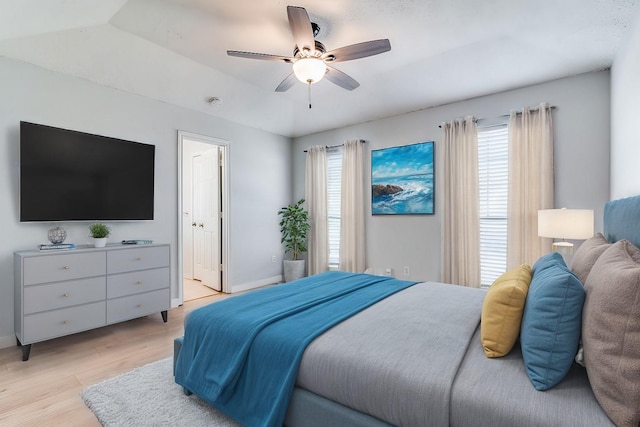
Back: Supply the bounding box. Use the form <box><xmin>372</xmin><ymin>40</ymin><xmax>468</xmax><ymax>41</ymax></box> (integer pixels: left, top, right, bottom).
<box><xmin>89</xmin><ymin>223</ymin><xmax>111</xmax><ymax>248</ymax></box>
<box><xmin>278</xmin><ymin>199</ymin><xmax>310</xmax><ymax>282</ymax></box>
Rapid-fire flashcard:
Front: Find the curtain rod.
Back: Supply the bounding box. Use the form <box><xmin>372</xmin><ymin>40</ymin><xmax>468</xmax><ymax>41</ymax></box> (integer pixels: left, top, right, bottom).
<box><xmin>496</xmin><ymin>105</ymin><xmax>557</xmax><ymax>118</ymax></box>
<box><xmin>303</xmin><ymin>139</ymin><xmax>366</xmax><ymax>153</ymax></box>
<box><xmin>438</xmin><ymin>105</ymin><xmax>556</xmax><ymax>128</ymax></box>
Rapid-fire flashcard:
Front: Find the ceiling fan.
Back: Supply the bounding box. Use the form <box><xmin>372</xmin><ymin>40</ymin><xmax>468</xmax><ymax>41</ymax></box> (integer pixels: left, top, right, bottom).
<box><xmin>227</xmin><ymin>5</ymin><xmax>391</xmax><ymax>94</ymax></box>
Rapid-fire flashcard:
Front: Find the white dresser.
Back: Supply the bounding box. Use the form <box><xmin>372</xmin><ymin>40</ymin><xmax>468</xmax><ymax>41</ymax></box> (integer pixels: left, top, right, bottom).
<box><xmin>14</xmin><ymin>244</ymin><xmax>170</xmax><ymax>361</ymax></box>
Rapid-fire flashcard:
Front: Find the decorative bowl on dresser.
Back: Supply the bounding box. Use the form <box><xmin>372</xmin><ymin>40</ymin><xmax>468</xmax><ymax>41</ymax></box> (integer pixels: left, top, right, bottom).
<box><xmin>14</xmin><ymin>243</ymin><xmax>170</xmax><ymax>361</ymax></box>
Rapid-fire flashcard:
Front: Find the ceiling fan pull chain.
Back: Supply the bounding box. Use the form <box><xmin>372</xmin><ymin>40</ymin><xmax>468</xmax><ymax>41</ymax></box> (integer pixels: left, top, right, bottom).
<box><xmin>308</xmin><ymin>82</ymin><xmax>312</xmax><ymax>109</ymax></box>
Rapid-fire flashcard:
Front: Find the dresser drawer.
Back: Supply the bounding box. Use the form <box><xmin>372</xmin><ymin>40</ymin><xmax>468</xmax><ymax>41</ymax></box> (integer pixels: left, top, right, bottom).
<box><xmin>23</xmin><ymin>252</ymin><xmax>106</xmax><ymax>285</ymax></box>
<box><xmin>107</xmin><ymin>246</ymin><xmax>170</xmax><ymax>274</ymax></box>
<box><xmin>107</xmin><ymin>267</ymin><xmax>170</xmax><ymax>298</ymax></box>
<box><xmin>107</xmin><ymin>288</ymin><xmax>170</xmax><ymax>324</ymax></box>
<box><xmin>24</xmin><ymin>277</ymin><xmax>106</xmax><ymax>314</ymax></box>
<box><xmin>23</xmin><ymin>301</ymin><xmax>106</xmax><ymax>344</ymax></box>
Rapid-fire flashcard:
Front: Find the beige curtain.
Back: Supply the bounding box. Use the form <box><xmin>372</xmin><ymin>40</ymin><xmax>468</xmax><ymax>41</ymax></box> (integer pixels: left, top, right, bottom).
<box><xmin>507</xmin><ymin>103</ymin><xmax>554</xmax><ymax>268</ymax></box>
<box><xmin>442</xmin><ymin>117</ymin><xmax>481</xmax><ymax>287</ymax></box>
<box><xmin>339</xmin><ymin>140</ymin><xmax>366</xmax><ymax>272</ymax></box>
<box><xmin>305</xmin><ymin>145</ymin><xmax>329</xmax><ymax>275</ymax></box>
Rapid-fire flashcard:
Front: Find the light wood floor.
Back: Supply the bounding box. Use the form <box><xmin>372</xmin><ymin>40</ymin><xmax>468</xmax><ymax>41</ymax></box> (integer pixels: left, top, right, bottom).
<box><xmin>183</xmin><ymin>277</ymin><xmax>219</xmax><ymax>302</ymax></box>
<box><xmin>0</xmin><ymin>293</ymin><xmax>228</xmax><ymax>426</ymax></box>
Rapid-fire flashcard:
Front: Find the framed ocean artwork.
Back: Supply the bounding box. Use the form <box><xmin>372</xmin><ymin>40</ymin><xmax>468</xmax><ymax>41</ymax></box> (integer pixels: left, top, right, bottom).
<box><xmin>371</xmin><ymin>141</ymin><xmax>434</xmax><ymax>215</ymax></box>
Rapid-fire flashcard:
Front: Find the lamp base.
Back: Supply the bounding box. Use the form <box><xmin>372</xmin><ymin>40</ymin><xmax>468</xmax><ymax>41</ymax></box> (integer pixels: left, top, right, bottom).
<box><xmin>552</xmin><ymin>241</ymin><xmax>574</xmax><ymax>266</ymax></box>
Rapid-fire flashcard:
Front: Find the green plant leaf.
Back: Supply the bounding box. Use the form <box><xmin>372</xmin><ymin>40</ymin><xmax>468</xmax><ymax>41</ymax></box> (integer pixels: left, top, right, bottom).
<box><xmin>277</xmin><ymin>198</ymin><xmax>309</xmax><ymax>261</ymax></box>
<box><xmin>89</xmin><ymin>223</ymin><xmax>111</xmax><ymax>238</ymax></box>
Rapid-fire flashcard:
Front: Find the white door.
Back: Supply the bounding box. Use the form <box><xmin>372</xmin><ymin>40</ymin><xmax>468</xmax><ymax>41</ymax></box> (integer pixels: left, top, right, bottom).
<box><xmin>192</xmin><ymin>148</ymin><xmax>221</xmax><ymax>291</ymax></box>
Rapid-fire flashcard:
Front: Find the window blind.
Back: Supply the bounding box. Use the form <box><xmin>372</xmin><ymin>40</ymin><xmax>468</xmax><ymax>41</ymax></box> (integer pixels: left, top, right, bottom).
<box><xmin>478</xmin><ymin>124</ymin><xmax>508</xmax><ymax>287</ymax></box>
<box><xmin>327</xmin><ymin>147</ymin><xmax>343</xmax><ymax>268</ymax></box>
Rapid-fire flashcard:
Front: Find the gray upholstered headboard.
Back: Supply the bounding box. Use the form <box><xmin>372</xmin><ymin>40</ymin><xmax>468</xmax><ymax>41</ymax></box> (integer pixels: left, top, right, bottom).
<box><xmin>603</xmin><ymin>195</ymin><xmax>640</xmax><ymax>247</ymax></box>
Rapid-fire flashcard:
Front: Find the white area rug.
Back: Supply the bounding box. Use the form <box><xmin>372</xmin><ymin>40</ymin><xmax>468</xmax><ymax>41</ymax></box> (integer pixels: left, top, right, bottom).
<box><xmin>82</xmin><ymin>358</ymin><xmax>240</xmax><ymax>426</ymax></box>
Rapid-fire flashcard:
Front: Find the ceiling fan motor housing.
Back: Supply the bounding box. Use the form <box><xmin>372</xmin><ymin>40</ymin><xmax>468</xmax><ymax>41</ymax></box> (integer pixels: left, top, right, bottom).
<box><xmin>293</xmin><ymin>40</ymin><xmax>329</xmax><ymax>60</ymax></box>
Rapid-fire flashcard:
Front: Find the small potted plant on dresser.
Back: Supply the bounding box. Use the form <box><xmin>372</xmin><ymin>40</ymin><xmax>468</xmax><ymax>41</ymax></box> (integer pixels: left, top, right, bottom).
<box><xmin>278</xmin><ymin>199</ymin><xmax>310</xmax><ymax>282</ymax></box>
<box><xmin>89</xmin><ymin>223</ymin><xmax>111</xmax><ymax>247</ymax></box>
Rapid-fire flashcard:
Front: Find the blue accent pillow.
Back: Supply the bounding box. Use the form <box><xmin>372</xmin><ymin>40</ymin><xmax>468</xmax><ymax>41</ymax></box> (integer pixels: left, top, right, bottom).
<box><xmin>531</xmin><ymin>251</ymin><xmax>564</xmax><ymax>274</ymax></box>
<box><xmin>521</xmin><ymin>252</ymin><xmax>585</xmax><ymax>391</ymax></box>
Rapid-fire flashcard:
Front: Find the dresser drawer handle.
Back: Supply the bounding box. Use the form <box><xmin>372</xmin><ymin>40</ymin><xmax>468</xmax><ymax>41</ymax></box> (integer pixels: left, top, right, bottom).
<box><xmin>63</xmin><ymin>320</ymin><xmax>69</xmax><ymax>324</ymax></box>
<box><xmin>63</xmin><ymin>293</ymin><xmax>70</xmax><ymax>297</ymax></box>
<box><xmin>136</xmin><ymin>281</ymin><xmax>143</xmax><ymax>285</ymax></box>
<box><xmin>137</xmin><ymin>304</ymin><xmax>143</xmax><ymax>308</ymax></box>
<box><xmin>136</xmin><ymin>257</ymin><xmax>142</xmax><ymax>261</ymax></box>
<box><xmin>63</xmin><ymin>266</ymin><xmax>70</xmax><ymax>270</ymax></box>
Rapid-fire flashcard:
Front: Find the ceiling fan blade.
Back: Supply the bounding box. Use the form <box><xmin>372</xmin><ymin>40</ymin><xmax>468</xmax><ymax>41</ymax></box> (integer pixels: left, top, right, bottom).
<box><xmin>275</xmin><ymin>73</ymin><xmax>297</xmax><ymax>92</ymax></box>
<box><xmin>227</xmin><ymin>50</ymin><xmax>294</xmax><ymax>63</ymax></box>
<box><xmin>287</xmin><ymin>6</ymin><xmax>315</xmax><ymax>52</ymax></box>
<box><xmin>323</xmin><ymin>39</ymin><xmax>391</xmax><ymax>62</ymax></box>
<box><xmin>325</xmin><ymin>66</ymin><xmax>360</xmax><ymax>91</ymax></box>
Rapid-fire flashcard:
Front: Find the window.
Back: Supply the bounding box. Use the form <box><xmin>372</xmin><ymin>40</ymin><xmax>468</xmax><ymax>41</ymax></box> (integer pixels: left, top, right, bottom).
<box><xmin>327</xmin><ymin>147</ymin><xmax>343</xmax><ymax>268</ymax></box>
<box><xmin>478</xmin><ymin>124</ymin><xmax>509</xmax><ymax>287</ymax></box>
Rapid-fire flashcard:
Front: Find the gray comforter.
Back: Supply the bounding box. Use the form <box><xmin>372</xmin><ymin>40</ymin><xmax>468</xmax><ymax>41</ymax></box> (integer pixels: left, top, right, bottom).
<box><xmin>295</xmin><ymin>282</ymin><xmax>613</xmax><ymax>427</ymax></box>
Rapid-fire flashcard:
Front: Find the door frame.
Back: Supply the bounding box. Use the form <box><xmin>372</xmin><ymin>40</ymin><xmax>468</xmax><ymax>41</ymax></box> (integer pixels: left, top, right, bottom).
<box><xmin>176</xmin><ymin>130</ymin><xmax>230</xmax><ymax>306</ymax></box>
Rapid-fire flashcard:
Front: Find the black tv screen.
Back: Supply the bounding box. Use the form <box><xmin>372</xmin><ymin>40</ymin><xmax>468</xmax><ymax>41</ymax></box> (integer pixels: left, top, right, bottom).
<box><xmin>20</xmin><ymin>121</ymin><xmax>155</xmax><ymax>222</ymax></box>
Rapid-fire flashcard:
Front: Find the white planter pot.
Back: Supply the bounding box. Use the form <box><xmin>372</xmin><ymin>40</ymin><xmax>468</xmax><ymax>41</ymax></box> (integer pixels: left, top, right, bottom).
<box><xmin>283</xmin><ymin>259</ymin><xmax>306</xmax><ymax>282</ymax></box>
<box><xmin>93</xmin><ymin>237</ymin><xmax>107</xmax><ymax>248</ymax></box>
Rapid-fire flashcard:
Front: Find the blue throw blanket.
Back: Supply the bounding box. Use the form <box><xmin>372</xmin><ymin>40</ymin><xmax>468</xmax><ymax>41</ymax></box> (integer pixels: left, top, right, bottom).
<box><xmin>174</xmin><ymin>271</ymin><xmax>417</xmax><ymax>427</ymax></box>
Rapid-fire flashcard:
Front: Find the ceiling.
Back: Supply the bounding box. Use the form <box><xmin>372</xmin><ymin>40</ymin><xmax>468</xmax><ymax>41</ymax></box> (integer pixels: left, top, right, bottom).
<box><xmin>0</xmin><ymin>0</ymin><xmax>638</xmax><ymax>138</ymax></box>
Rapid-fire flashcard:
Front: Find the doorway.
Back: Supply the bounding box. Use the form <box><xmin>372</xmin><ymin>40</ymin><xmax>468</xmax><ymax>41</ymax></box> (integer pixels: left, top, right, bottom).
<box><xmin>177</xmin><ymin>131</ymin><xmax>230</xmax><ymax>305</ymax></box>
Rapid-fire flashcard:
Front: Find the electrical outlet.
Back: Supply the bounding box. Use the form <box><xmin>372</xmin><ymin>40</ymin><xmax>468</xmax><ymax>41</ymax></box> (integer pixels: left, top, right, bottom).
<box><xmin>385</xmin><ymin>268</ymin><xmax>393</xmax><ymax>276</ymax></box>
<box><xmin>271</xmin><ymin>255</ymin><xmax>277</xmax><ymax>263</ymax></box>
<box><xmin>403</xmin><ymin>266</ymin><xmax>410</xmax><ymax>276</ymax></box>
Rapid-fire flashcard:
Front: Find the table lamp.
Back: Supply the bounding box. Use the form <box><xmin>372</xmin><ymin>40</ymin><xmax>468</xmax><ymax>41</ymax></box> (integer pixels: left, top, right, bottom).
<box><xmin>538</xmin><ymin>208</ymin><xmax>594</xmax><ymax>264</ymax></box>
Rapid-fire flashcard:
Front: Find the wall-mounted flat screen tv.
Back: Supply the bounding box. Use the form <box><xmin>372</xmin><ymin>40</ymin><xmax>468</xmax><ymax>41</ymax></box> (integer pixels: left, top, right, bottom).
<box><xmin>20</xmin><ymin>121</ymin><xmax>155</xmax><ymax>222</ymax></box>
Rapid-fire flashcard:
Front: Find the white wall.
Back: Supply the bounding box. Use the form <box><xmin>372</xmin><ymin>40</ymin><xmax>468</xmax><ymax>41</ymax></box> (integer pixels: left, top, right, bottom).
<box><xmin>293</xmin><ymin>71</ymin><xmax>611</xmax><ymax>283</ymax></box>
<box><xmin>0</xmin><ymin>58</ymin><xmax>291</xmax><ymax>347</ymax></box>
<box><xmin>611</xmin><ymin>9</ymin><xmax>640</xmax><ymax>199</ymax></box>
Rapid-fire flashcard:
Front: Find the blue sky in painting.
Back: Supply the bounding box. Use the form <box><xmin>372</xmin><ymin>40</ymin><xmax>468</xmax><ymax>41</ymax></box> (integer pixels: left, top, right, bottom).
<box><xmin>371</xmin><ymin>142</ymin><xmax>433</xmax><ymax>179</ymax></box>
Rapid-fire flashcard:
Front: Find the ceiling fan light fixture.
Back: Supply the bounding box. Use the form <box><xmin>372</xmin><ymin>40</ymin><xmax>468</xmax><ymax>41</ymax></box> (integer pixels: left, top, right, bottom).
<box><xmin>293</xmin><ymin>57</ymin><xmax>326</xmax><ymax>84</ymax></box>
<box><xmin>226</xmin><ymin>6</ymin><xmax>391</xmax><ymax>94</ymax></box>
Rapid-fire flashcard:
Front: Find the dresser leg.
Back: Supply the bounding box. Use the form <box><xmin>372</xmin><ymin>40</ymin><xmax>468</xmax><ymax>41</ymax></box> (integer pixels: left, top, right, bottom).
<box><xmin>161</xmin><ymin>310</ymin><xmax>168</xmax><ymax>323</ymax></box>
<box><xmin>21</xmin><ymin>344</ymin><xmax>31</xmax><ymax>361</ymax></box>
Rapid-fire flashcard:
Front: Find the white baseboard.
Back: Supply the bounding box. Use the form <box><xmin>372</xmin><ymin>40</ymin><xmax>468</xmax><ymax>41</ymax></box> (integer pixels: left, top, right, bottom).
<box><xmin>232</xmin><ymin>275</ymin><xmax>282</xmax><ymax>294</ymax></box>
<box><xmin>0</xmin><ymin>334</ymin><xmax>16</xmax><ymax>350</ymax></box>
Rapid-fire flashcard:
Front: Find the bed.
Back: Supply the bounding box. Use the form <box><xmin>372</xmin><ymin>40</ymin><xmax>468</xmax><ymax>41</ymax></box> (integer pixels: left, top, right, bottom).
<box><xmin>174</xmin><ymin>195</ymin><xmax>640</xmax><ymax>427</ymax></box>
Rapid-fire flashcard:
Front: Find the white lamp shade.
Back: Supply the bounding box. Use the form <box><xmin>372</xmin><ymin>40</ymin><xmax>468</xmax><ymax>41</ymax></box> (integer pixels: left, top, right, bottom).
<box><xmin>538</xmin><ymin>208</ymin><xmax>594</xmax><ymax>240</ymax></box>
<box><xmin>292</xmin><ymin>58</ymin><xmax>326</xmax><ymax>84</ymax></box>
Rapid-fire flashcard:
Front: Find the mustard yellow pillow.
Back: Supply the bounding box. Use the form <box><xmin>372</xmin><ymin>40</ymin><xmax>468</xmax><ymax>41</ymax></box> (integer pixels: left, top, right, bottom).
<box><xmin>481</xmin><ymin>265</ymin><xmax>532</xmax><ymax>358</ymax></box>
